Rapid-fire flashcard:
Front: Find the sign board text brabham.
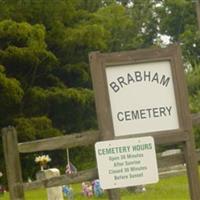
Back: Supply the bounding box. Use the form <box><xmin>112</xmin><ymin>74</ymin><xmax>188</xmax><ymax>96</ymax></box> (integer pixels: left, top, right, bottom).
<box><xmin>106</xmin><ymin>61</ymin><xmax>179</xmax><ymax>136</ymax></box>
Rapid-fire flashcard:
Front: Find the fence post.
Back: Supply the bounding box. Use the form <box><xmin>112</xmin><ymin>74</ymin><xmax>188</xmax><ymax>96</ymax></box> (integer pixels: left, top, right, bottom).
<box><xmin>108</xmin><ymin>189</ymin><xmax>120</xmax><ymax>200</ymax></box>
<box><xmin>2</xmin><ymin>127</ymin><xmax>24</xmax><ymax>200</ymax></box>
<box><xmin>183</xmin><ymin>135</ymin><xmax>200</xmax><ymax>200</ymax></box>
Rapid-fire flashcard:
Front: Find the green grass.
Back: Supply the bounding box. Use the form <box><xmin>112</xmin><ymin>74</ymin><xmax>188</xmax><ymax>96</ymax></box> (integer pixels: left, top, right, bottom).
<box><xmin>0</xmin><ymin>173</ymin><xmax>190</xmax><ymax>200</ymax></box>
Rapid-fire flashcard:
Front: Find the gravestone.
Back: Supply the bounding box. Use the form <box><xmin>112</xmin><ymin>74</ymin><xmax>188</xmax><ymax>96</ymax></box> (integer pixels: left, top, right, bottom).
<box><xmin>36</xmin><ymin>168</ymin><xmax>64</xmax><ymax>200</ymax></box>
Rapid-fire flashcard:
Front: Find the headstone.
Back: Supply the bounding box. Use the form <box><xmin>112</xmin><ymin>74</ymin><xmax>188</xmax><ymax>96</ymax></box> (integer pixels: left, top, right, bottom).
<box><xmin>127</xmin><ymin>185</ymin><xmax>146</xmax><ymax>193</ymax></box>
<box><xmin>36</xmin><ymin>168</ymin><xmax>64</xmax><ymax>200</ymax></box>
<box><xmin>160</xmin><ymin>149</ymin><xmax>185</xmax><ymax>172</ymax></box>
<box><xmin>161</xmin><ymin>149</ymin><xmax>181</xmax><ymax>157</ymax></box>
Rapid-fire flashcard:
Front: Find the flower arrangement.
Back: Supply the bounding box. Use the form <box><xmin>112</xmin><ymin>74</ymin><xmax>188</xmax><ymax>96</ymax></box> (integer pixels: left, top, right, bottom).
<box><xmin>82</xmin><ymin>182</ymin><xmax>93</xmax><ymax>197</ymax></box>
<box><xmin>35</xmin><ymin>155</ymin><xmax>51</xmax><ymax>170</ymax></box>
<box><xmin>92</xmin><ymin>179</ymin><xmax>104</xmax><ymax>197</ymax></box>
<box><xmin>63</xmin><ymin>185</ymin><xmax>74</xmax><ymax>200</ymax></box>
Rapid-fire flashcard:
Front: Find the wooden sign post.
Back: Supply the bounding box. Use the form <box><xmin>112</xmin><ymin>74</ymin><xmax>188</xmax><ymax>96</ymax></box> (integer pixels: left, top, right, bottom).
<box><xmin>89</xmin><ymin>45</ymin><xmax>200</xmax><ymax>200</ymax></box>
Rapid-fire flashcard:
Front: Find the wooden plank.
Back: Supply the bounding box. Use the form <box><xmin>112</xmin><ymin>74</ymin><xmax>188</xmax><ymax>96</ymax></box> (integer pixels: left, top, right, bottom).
<box><xmin>23</xmin><ymin>168</ymin><xmax>98</xmax><ymax>190</ymax></box>
<box><xmin>152</xmin><ymin>131</ymin><xmax>188</xmax><ymax>145</ymax></box>
<box><xmin>22</xmin><ymin>149</ymin><xmax>200</xmax><ymax>191</ymax></box>
<box><xmin>2</xmin><ymin>127</ymin><xmax>24</xmax><ymax>200</ymax></box>
<box><xmin>157</xmin><ymin>148</ymin><xmax>200</xmax><ymax>170</ymax></box>
<box><xmin>24</xmin><ymin>153</ymin><xmax>185</xmax><ymax>190</ymax></box>
<box><xmin>23</xmin><ymin>166</ymin><xmax>187</xmax><ymax>191</ymax></box>
<box><xmin>100</xmin><ymin>45</ymin><xmax>176</xmax><ymax>64</ymax></box>
<box><xmin>17</xmin><ymin>112</ymin><xmax>200</xmax><ymax>154</ymax></box>
<box><xmin>18</xmin><ymin>130</ymin><xmax>100</xmax><ymax>153</ymax></box>
<box><xmin>117</xmin><ymin>130</ymin><xmax>189</xmax><ymax>145</ymax></box>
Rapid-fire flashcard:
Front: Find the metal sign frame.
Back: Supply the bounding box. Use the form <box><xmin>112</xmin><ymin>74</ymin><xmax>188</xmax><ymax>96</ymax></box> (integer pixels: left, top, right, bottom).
<box><xmin>89</xmin><ymin>45</ymin><xmax>200</xmax><ymax>200</ymax></box>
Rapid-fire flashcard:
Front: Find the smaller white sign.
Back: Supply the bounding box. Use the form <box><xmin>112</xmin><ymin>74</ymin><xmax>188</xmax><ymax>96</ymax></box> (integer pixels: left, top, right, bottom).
<box><xmin>95</xmin><ymin>137</ymin><xmax>159</xmax><ymax>189</ymax></box>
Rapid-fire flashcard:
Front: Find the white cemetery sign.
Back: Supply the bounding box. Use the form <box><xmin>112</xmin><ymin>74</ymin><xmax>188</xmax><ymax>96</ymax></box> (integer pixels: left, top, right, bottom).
<box><xmin>106</xmin><ymin>61</ymin><xmax>179</xmax><ymax>136</ymax></box>
<box><xmin>95</xmin><ymin>137</ymin><xmax>158</xmax><ymax>189</ymax></box>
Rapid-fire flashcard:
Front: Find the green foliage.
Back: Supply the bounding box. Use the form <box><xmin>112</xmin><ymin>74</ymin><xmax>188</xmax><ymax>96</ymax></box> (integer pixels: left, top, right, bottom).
<box><xmin>187</xmin><ymin>65</ymin><xmax>200</xmax><ymax>147</ymax></box>
<box><xmin>94</xmin><ymin>4</ymin><xmax>133</xmax><ymax>51</ymax></box>
<box><xmin>71</xmin><ymin>145</ymin><xmax>96</xmax><ymax>170</ymax></box>
<box><xmin>187</xmin><ymin>65</ymin><xmax>200</xmax><ymax>115</ymax></box>
<box><xmin>54</xmin><ymin>62</ymin><xmax>91</xmax><ymax>88</ymax></box>
<box><xmin>187</xmin><ymin>65</ymin><xmax>200</xmax><ymax>97</ymax></box>
<box><xmin>0</xmin><ymin>68</ymin><xmax>24</xmax><ymax>125</ymax></box>
<box><xmin>0</xmin><ymin>19</ymin><xmax>60</xmax><ymax>90</ymax></box>
<box><xmin>23</xmin><ymin>87</ymin><xmax>96</xmax><ymax>132</ymax></box>
<box><xmin>0</xmin><ymin>20</ymin><xmax>46</xmax><ymax>50</ymax></box>
<box><xmin>13</xmin><ymin>116</ymin><xmax>63</xmax><ymax>180</ymax></box>
<box><xmin>0</xmin><ymin>46</ymin><xmax>59</xmax><ymax>88</ymax></box>
<box><xmin>0</xmin><ymin>71</ymin><xmax>23</xmax><ymax>105</ymax></box>
<box><xmin>157</xmin><ymin>0</ymin><xmax>194</xmax><ymax>40</ymax></box>
<box><xmin>129</xmin><ymin>0</ymin><xmax>158</xmax><ymax>48</ymax></box>
<box><xmin>180</xmin><ymin>27</ymin><xmax>200</xmax><ymax>65</ymax></box>
<box><xmin>189</xmin><ymin>93</ymin><xmax>200</xmax><ymax>113</ymax></box>
<box><xmin>157</xmin><ymin>0</ymin><xmax>199</xmax><ymax>65</ymax></box>
<box><xmin>14</xmin><ymin>116</ymin><xmax>62</xmax><ymax>142</ymax></box>
<box><xmin>65</xmin><ymin>24</ymin><xmax>108</xmax><ymax>49</ymax></box>
<box><xmin>75</xmin><ymin>0</ymin><xmax>104</xmax><ymax>12</ymax></box>
<box><xmin>188</xmin><ymin>91</ymin><xmax>200</xmax><ymax>148</ymax></box>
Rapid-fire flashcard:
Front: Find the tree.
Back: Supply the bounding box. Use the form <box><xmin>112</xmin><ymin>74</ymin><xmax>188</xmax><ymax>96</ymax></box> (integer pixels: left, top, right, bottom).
<box><xmin>94</xmin><ymin>3</ymin><xmax>134</xmax><ymax>51</ymax></box>
<box><xmin>14</xmin><ymin>116</ymin><xmax>62</xmax><ymax>142</ymax></box>
<box><xmin>156</xmin><ymin>0</ymin><xmax>199</xmax><ymax>66</ymax></box>
<box><xmin>0</xmin><ymin>65</ymin><xmax>24</xmax><ymax>126</ymax></box>
<box><xmin>0</xmin><ymin>20</ymin><xmax>61</xmax><ymax>89</ymax></box>
<box><xmin>23</xmin><ymin>87</ymin><xmax>96</xmax><ymax>132</ymax></box>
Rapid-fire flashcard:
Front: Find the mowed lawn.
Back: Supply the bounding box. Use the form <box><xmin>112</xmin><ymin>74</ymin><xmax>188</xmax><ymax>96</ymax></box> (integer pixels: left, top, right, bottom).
<box><xmin>0</xmin><ymin>173</ymin><xmax>190</xmax><ymax>200</ymax></box>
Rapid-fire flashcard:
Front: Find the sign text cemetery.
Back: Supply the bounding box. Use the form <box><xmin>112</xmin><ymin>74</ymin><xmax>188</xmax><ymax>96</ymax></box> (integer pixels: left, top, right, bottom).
<box><xmin>106</xmin><ymin>61</ymin><xmax>179</xmax><ymax>136</ymax></box>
